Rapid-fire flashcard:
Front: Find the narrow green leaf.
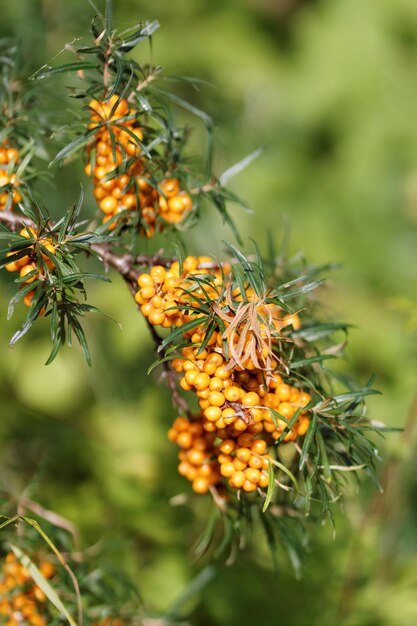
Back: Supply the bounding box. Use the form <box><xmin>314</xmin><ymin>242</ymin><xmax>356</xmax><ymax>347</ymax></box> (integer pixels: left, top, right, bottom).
<box><xmin>290</xmin><ymin>354</ymin><xmax>336</xmax><ymax>369</ymax></box>
<box><xmin>292</xmin><ymin>322</ymin><xmax>353</xmax><ymax>342</ymax></box>
<box><xmin>299</xmin><ymin>413</ymin><xmax>318</xmax><ymax>470</ymax></box>
<box><xmin>223</xmin><ymin>241</ymin><xmax>263</xmax><ymax>297</ymax></box>
<box><xmin>262</xmin><ymin>462</ymin><xmax>276</xmax><ymax>512</ymax></box>
<box><xmin>160</xmin><ymin>317</ymin><xmax>205</xmax><ymax>351</ymax></box>
<box><xmin>194</xmin><ymin>507</ymin><xmax>219</xmax><ymax>556</ymax></box>
<box><xmin>119</xmin><ymin>20</ymin><xmax>160</xmax><ymax>52</ymax></box>
<box><xmin>105</xmin><ymin>0</ymin><xmax>112</xmax><ymax>34</ymax></box>
<box><xmin>333</xmin><ymin>389</ymin><xmax>381</xmax><ymax>404</ymax></box>
<box><xmin>166</xmin><ymin>565</ymin><xmax>216</xmax><ymax>620</ymax></box>
<box><xmin>31</xmin><ymin>61</ymin><xmax>98</xmax><ymax>80</ymax></box>
<box><xmin>219</xmin><ymin>148</ymin><xmax>262</xmax><ymax>186</ymax></box>
<box><xmin>280</xmin><ymin>279</ymin><xmax>325</xmax><ymax>301</ymax></box>
<box><xmin>10</xmin><ymin>545</ymin><xmax>77</xmax><ymax>626</ymax></box>
<box><xmin>268</xmin><ymin>458</ymin><xmax>299</xmax><ymax>492</ymax></box>
<box><xmin>50</xmin><ymin>128</ymin><xmax>97</xmax><ymax>168</ymax></box>
<box><xmin>153</xmin><ymin>88</ymin><xmax>213</xmax><ymax>127</ymax></box>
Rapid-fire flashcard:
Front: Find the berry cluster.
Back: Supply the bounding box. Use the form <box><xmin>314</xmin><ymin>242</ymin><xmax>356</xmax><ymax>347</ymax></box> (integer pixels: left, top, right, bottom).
<box><xmin>85</xmin><ymin>95</ymin><xmax>193</xmax><ymax>235</ymax></box>
<box><xmin>136</xmin><ymin>255</ymin><xmax>311</xmax><ymax>496</ymax></box>
<box><xmin>5</xmin><ymin>227</ymin><xmax>55</xmax><ymax>308</ymax></box>
<box><xmin>135</xmin><ymin>255</ymin><xmax>227</xmax><ymax>328</ymax></box>
<box><xmin>168</xmin><ymin>417</ymin><xmax>221</xmax><ymax>494</ymax></box>
<box><xmin>0</xmin><ymin>552</ymin><xmax>55</xmax><ymax>626</ymax></box>
<box><xmin>168</xmin><ymin>346</ymin><xmax>310</xmax><ymax>495</ymax></box>
<box><xmin>0</xmin><ymin>141</ymin><xmax>21</xmax><ymax>212</ymax></box>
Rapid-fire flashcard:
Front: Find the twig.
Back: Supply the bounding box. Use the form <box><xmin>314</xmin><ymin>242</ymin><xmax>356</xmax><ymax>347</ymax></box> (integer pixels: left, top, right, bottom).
<box><xmin>0</xmin><ymin>209</ymin><xmax>36</xmax><ymax>230</ymax></box>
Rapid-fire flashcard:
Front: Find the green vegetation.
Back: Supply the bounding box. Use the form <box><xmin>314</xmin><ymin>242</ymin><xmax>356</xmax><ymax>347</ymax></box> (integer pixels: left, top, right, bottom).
<box><xmin>0</xmin><ymin>1</ymin><xmax>416</xmax><ymax>625</ymax></box>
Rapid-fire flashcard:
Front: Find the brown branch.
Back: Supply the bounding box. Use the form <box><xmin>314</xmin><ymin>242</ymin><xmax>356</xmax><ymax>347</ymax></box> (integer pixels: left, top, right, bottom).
<box><xmin>0</xmin><ymin>209</ymin><xmax>36</xmax><ymax>230</ymax></box>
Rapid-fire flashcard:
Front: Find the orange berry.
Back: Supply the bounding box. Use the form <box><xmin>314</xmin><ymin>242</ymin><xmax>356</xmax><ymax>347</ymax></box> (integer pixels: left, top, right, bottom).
<box><xmin>234</xmin><ymin>458</ymin><xmax>247</xmax><ymax>471</ymax></box>
<box><xmin>245</xmin><ymin>468</ymin><xmax>260</xmax><ymax>484</ymax></box>
<box><xmin>171</xmin><ymin>358</ymin><xmax>184</xmax><ymax>372</ymax></box>
<box><xmin>218</xmin><ymin>453</ymin><xmax>233</xmax><ymax>464</ymax></box>
<box><xmin>207</xmin><ymin>352</ymin><xmax>223</xmax><ymax>366</ymax></box>
<box><xmin>167</xmin><ymin>195</ymin><xmax>185</xmax><ymax>213</ymax></box>
<box><xmin>208</xmin><ymin>391</ymin><xmax>225</xmax><ymax>407</ymax></box>
<box><xmin>141</xmin><ymin>286</ymin><xmax>157</xmax><ymax>300</ymax></box>
<box><xmin>203</xmin><ymin>361</ymin><xmax>217</xmax><ymax>376</ymax></box>
<box><xmin>160</xmin><ymin>178</ymin><xmax>180</xmax><ymax>198</ymax></box>
<box><xmin>5</xmin><ymin>260</ymin><xmax>19</xmax><ymax>272</ymax></box>
<box><xmin>204</xmin><ymin>406</ymin><xmax>222</xmax><ymax>422</ymax></box>
<box><xmin>219</xmin><ymin>439</ymin><xmax>235</xmax><ymax>454</ymax></box>
<box><xmin>176</xmin><ymin>431</ymin><xmax>193</xmax><ymax>449</ymax></box>
<box><xmin>185</xmin><ymin>369</ymin><xmax>198</xmax><ymax>385</ymax></box>
<box><xmin>148</xmin><ymin>309</ymin><xmax>165</xmax><ymax>326</ymax></box>
<box><xmin>224</xmin><ymin>386</ymin><xmax>242</xmax><ymax>402</ymax></box>
<box><xmin>242</xmin><ymin>480</ymin><xmax>257</xmax><ymax>493</ymax></box>
<box><xmin>250</xmin><ymin>439</ymin><xmax>266</xmax><ymax>454</ymax></box>
<box><xmin>180</xmin><ymin>378</ymin><xmax>192</xmax><ymax>391</ymax></box>
<box><xmin>192</xmin><ymin>477</ymin><xmax>209</xmax><ymax>494</ymax></box>
<box><xmin>277</xmin><ymin>384</ymin><xmax>291</xmax><ymax>401</ymax></box>
<box><xmin>236</xmin><ymin>447</ymin><xmax>251</xmax><ymax>463</ymax></box>
<box><xmin>209</xmin><ymin>376</ymin><xmax>223</xmax><ymax>392</ymax></box>
<box><xmin>248</xmin><ymin>455</ymin><xmax>263</xmax><ymax>470</ymax></box>
<box><xmin>277</xmin><ymin>402</ymin><xmax>295</xmax><ymax>419</ymax></box>
<box><xmin>19</xmin><ymin>227</ymin><xmax>37</xmax><ymax>239</ymax></box>
<box><xmin>20</xmin><ymin>263</ymin><xmax>37</xmax><ymax>283</ymax></box>
<box><xmin>220</xmin><ymin>462</ymin><xmax>235</xmax><ymax>478</ymax></box>
<box><xmin>237</xmin><ymin>433</ymin><xmax>254</xmax><ymax>447</ymax></box>
<box><xmin>215</xmin><ymin>366</ymin><xmax>231</xmax><ymax>380</ymax></box>
<box><xmin>229</xmin><ymin>471</ymin><xmax>245</xmax><ymax>489</ymax></box>
<box><xmin>99</xmin><ymin>196</ymin><xmax>118</xmax><ymax>214</ymax></box>
<box><xmin>258</xmin><ymin>471</ymin><xmax>269</xmax><ymax>488</ymax></box>
<box><xmin>193</xmin><ymin>372</ymin><xmax>210</xmax><ymax>391</ymax></box>
<box><xmin>150</xmin><ymin>265</ymin><xmax>166</xmax><ymax>283</ymax></box>
<box><xmin>137</xmin><ymin>274</ymin><xmax>154</xmax><ymax>288</ymax></box>
<box><xmin>178</xmin><ymin>191</ymin><xmax>192</xmax><ymax>211</ymax></box>
<box><xmin>187</xmin><ymin>449</ymin><xmax>204</xmax><ymax>465</ymax></box>
<box><xmin>23</xmin><ymin>290</ymin><xmax>35</xmax><ymax>307</ymax></box>
<box><xmin>297</xmin><ymin>416</ymin><xmax>310</xmax><ymax>436</ymax></box>
<box><xmin>242</xmin><ymin>392</ymin><xmax>260</xmax><ymax>407</ymax></box>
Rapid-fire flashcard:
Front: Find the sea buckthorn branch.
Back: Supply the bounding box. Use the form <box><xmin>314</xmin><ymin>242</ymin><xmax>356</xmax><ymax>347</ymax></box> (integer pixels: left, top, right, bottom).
<box><xmin>33</xmin><ymin>7</ymin><xmax>250</xmax><ymax>242</ymax></box>
<box><xmin>132</xmin><ymin>243</ymin><xmax>382</xmax><ymax>566</ymax></box>
<box><xmin>0</xmin><ymin>1</ymin><xmax>386</xmax><ymax>569</ymax></box>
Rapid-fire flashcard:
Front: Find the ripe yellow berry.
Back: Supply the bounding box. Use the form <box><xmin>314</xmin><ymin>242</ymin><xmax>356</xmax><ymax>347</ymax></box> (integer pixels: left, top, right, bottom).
<box><xmin>208</xmin><ymin>391</ymin><xmax>225</xmax><ymax>407</ymax></box>
<box><xmin>229</xmin><ymin>471</ymin><xmax>245</xmax><ymax>489</ymax></box>
<box><xmin>20</xmin><ymin>263</ymin><xmax>37</xmax><ymax>283</ymax></box>
<box><xmin>192</xmin><ymin>477</ymin><xmax>209</xmax><ymax>494</ymax></box>
<box><xmin>204</xmin><ymin>406</ymin><xmax>222</xmax><ymax>422</ymax></box>
<box><xmin>193</xmin><ymin>372</ymin><xmax>210</xmax><ymax>391</ymax></box>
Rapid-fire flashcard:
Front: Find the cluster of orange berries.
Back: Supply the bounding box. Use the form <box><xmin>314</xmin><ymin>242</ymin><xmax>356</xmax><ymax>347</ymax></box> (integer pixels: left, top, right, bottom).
<box><xmin>85</xmin><ymin>95</ymin><xmax>192</xmax><ymax>235</ymax></box>
<box><xmin>0</xmin><ymin>552</ymin><xmax>55</xmax><ymax>626</ymax></box>
<box><xmin>135</xmin><ymin>255</ymin><xmax>225</xmax><ymax>328</ymax></box>
<box><xmin>137</xmin><ymin>255</ymin><xmax>312</xmax><ymax>496</ymax></box>
<box><xmin>5</xmin><ymin>227</ymin><xmax>55</xmax><ymax>308</ymax></box>
<box><xmin>168</xmin><ymin>347</ymin><xmax>310</xmax><ymax>495</ymax></box>
<box><xmin>0</xmin><ymin>141</ymin><xmax>21</xmax><ymax>211</ymax></box>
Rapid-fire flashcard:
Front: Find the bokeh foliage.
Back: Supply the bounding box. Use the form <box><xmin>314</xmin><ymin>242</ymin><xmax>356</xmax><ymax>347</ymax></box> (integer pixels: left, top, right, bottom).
<box><xmin>0</xmin><ymin>1</ymin><xmax>417</xmax><ymax>625</ymax></box>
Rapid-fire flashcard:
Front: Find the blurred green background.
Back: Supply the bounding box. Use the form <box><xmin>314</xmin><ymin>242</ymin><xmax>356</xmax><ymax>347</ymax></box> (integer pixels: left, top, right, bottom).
<box><xmin>1</xmin><ymin>0</ymin><xmax>417</xmax><ymax>624</ymax></box>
